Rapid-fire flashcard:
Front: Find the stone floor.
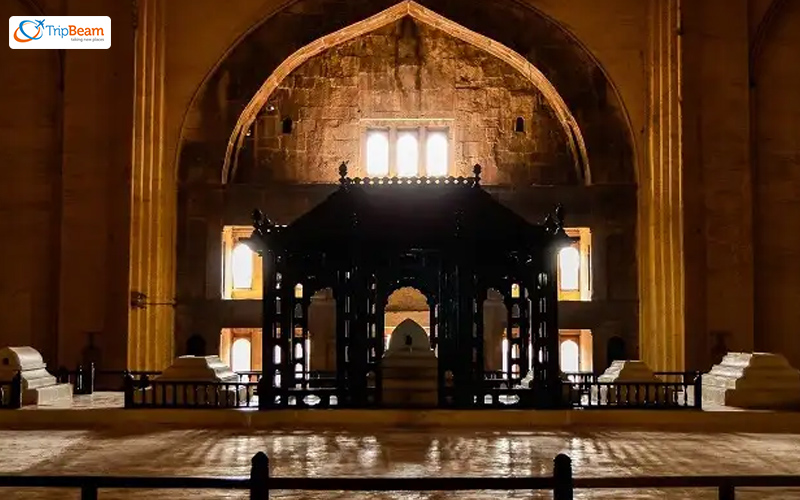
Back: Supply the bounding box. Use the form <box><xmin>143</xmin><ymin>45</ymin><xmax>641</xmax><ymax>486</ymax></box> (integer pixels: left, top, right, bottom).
<box><xmin>0</xmin><ymin>429</ymin><xmax>799</xmax><ymax>499</ymax></box>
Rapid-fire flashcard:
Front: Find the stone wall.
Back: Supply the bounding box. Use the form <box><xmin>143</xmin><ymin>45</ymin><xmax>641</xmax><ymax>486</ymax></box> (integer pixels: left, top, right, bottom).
<box><xmin>753</xmin><ymin>1</ymin><xmax>800</xmax><ymax>365</ymax></box>
<box><xmin>241</xmin><ymin>18</ymin><xmax>572</xmax><ymax>186</ymax></box>
<box><xmin>0</xmin><ymin>0</ymin><xmax>62</xmax><ymax>361</ymax></box>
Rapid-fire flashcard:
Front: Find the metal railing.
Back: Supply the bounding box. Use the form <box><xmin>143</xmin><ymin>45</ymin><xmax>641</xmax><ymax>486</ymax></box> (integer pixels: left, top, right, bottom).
<box><xmin>3</xmin><ymin>368</ymin><xmax>703</xmax><ymax>410</ymax></box>
<box><xmin>0</xmin><ymin>373</ymin><xmax>22</xmax><ymax>409</ymax></box>
<box><xmin>0</xmin><ymin>452</ymin><xmax>798</xmax><ymax>499</ymax></box>
<box><xmin>124</xmin><ymin>376</ymin><xmax>259</xmax><ymax>409</ymax></box>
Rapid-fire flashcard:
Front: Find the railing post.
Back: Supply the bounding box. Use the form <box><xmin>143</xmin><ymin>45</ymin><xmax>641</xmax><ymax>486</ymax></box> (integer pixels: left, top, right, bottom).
<box><xmin>85</xmin><ymin>362</ymin><xmax>95</xmax><ymax>395</ymax></box>
<box><xmin>694</xmin><ymin>373</ymin><xmax>703</xmax><ymax>409</ymax></box>
<box><xmin>250</xmin><ymin>451</ymin><xmax>269</xmax><ymax>499</ymax></box>
<box><xmin>123</xmin><ymin>372</ymin><xmax>134</xmax><ymax>408</ymax></box>
<box><xmin>258</xmin><ymin>376</ymin><xmax>270</xmax><ymax>411</ymax></box>
<box><xmin>553</xmin><ymin>453</ymin><xmax>573</xmax><ymax>500</ymax></box>
<box><xmin>75</xmin><ymin>364</ymin><xmax>85</xmax><ymax>394</ymax></box>
<box><xmin>719</xmin><ymin>482</ymin><xmax>735</xmax><ymax>500</ymax></box>
<box><xmin>81</xmin><ymin>482</ymin><xmax>98</xmax><ymax>500</ymax></box>
<box><xmin>10</xmin><ymin>372</ymin><xmax>23</xmax><ymax>409</ymax></box>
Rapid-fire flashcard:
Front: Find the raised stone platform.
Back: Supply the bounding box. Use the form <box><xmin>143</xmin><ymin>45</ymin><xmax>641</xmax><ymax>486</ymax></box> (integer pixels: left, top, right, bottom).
<box><xmin>702</xmin><ymin>352</ymin><xmax>800</xmax><ymax>409</ymax></box>
<box><xmin>134</xmin><ymin>356</ymin><xmax>248</xmax><ymax>406</ymax></box>
<box><xmin>595</xmin><ymin>360</ymin><xmax>674</xmax><ymax>405</ymax></box>
<box><xmin>0</xmin><ymin>347</ymin><xmax>72</xmax><ymax>406</ymax></box>
<box><xmin>2</xmin><ymin>391</ymin><xmax>800</xmax><ymax>434</ymax></box>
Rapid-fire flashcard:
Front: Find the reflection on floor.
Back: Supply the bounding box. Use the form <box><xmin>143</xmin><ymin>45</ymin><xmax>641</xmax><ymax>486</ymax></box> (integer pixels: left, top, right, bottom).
<box><xmin>0</xmin><ymin>429</ymin><xmax>799</xmax><ymax>498</ymax></box>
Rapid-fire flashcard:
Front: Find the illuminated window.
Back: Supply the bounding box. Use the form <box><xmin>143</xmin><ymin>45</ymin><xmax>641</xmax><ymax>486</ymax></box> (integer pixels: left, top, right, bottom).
<box><xmin>558</xmin><ymin>246</ymin><xmax>580</xmax><ymax>291</ymax></box>
<box><xmin>294</xmin><ymin>283</ymin><xmax>303</xmax><ymax>299</ymax></box>
<box><xmin>362</xmin><ymin>125</ymin><xmax>451</xmax><ymax>177</ymax></box>
<box><xmin>366</xmin><ymin>130</ymin><xmax>389</xmax><ymax>176</ymax></box>
<box><xmin>231</xmin><ymin>243</ymin><xmax>254</xmax><ymax>290</ymax></box>
<box><xmin>560</xmin><ymin>339</ymin><xmax>579</xmax><ymax>372</ymax></box>
<box><xmin>231</xmin><ymin>338</ymin><xmax>252</xmax><ymax>372</ymax></box>
<box><xmin>426</xmin><ymin>131</ymin><xmax>448</xmax><ymax>177</ymax></box>
<box><xmin>396</xmin><ymin>131</ymin><xmax>419</xmax><ymax>177</ymax></box>
<box><xmin>511</xmin><ymin>283</ymin><xmax>521</xmax><ymax>299</ymax></box>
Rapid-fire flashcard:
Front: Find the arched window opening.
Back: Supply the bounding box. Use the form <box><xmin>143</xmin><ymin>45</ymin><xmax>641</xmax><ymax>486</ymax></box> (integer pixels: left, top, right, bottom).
<box><xmin>558</xmin><ymin>246</ymin><xmax>581</xmax><ymax>291</ymax></box>
<box><xmin>281</xmin><ymin>117</ymin><xmax>293</xmax><ymax>134</ymax></box>
<box><xmin>294</xmin><ymin>283</ymin><xmax>304</xmax><ymax>299</ymax></box>
<box><xmin>366</xmin><ymin>130</ymin><xmax>389</xmax><ymax>176</ymax></box>
<box><xmin>426</xmin><ymin>131</ymin><xmax>448</xmax><ymax>177</ymax></box>
<box><xmin>231</xmin><ymin>338</ymin><xmax>252</xmax><ymax>372</ymax></box>
<box><xmin>515</xmin><ymin>117</ymin><xmax>525</xmax><ymax>133</ymax></box>
<box><xmin>273</xmin><ymin>345</ymin><xmax>282</xmax><ymax>365</ymax></box>
<box><xmin>294</xmin><ymin>343</ymin><xmax>303</xmax><ymax>360</ymax></box>
<box><xmin>232</xmin><ymin>243</ymin><xmax>254</xmax><ymax>290</ymax></box>
<box><xmin>560</xmin><ymin>339</ymin><xmax>580</xmax><ymax>372</ymax></box>
<box><xmin>511</xmin><ymin>283</ymin><xmax>521</xmax><ymax>298</ymax></box>
<box><xmin>396</xmin><ymin>131</ymin><xmax>419</xmax><ymax>177</ymax></box>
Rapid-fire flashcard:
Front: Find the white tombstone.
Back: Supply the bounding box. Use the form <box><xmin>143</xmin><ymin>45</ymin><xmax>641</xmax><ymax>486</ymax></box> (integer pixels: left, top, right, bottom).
<box><xmin>702</xmin><ymin>352</ymin><xmax>800</xmax><ymax>409</ymax></box>
<box><xmin>382</xmin><ymin>319</ymin><xmax>438</xmax><ymax>407</ymax></box>
<box><xmin>0</xmin><ymin>347</ymin><xmax>72</xmax><ymax>406</ymax></box>
<box><xmin>594</xmin><ymin>360</ymin><xmax>674</xmax><ymax>405</ymax></box>
<box><xmin>134</xmin><ymin>355</ymin><xmax>248</xmax><ymax>406</ymax></box>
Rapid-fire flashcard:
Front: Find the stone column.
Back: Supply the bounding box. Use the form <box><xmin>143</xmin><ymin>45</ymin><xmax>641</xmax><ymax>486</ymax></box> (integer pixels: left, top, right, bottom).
<box><xmin>638</xmin><ymin>0</ymin><xmax>685</xmax><ymax>371</ymax></box>
<box><xmin>128</xmin><ymin>0</ymin><xmax>176</xmax><ymax>370</ymax></box>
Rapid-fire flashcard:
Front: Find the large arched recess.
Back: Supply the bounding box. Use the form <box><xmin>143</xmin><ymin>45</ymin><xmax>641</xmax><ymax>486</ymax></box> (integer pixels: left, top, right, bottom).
<box><xmin>177</xmin><ymin>0</ymin><xmax>635</xmax><ymax>187</ymax></box>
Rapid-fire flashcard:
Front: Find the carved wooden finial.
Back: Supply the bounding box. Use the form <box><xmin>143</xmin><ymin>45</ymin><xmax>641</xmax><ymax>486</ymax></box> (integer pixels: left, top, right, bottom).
<box><xmin>473</xmin><ymin>164</ymin><xmax>482</xmax><ymax>186</ymax></box>
<box><xmin>251</xmin><ymin>209</ymin><xmax>263</xmax><ymax>228</ymax></box>
<box><xmin>554</xmin><ymin>203</ymin><xmax>565</xmax><ymax>227</ymax></box>
<box><xmin>338</xmin><ymin>162</ymin><xmax>348</xmax><ymax>183</ymax></box>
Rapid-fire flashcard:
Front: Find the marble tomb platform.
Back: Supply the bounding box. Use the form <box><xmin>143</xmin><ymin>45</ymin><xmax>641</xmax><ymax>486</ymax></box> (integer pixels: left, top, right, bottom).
<box><xmin>0</xmin><ymin>346</ymin><xmax>72</xmax><ymax>406</ymax></box>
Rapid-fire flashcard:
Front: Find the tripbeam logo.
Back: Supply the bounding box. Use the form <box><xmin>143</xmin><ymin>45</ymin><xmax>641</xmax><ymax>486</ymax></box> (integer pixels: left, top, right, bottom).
<box><xmin>9</xmin><ymin>16</ymin><xmax>111</xmax><ymax>49</ymax></box>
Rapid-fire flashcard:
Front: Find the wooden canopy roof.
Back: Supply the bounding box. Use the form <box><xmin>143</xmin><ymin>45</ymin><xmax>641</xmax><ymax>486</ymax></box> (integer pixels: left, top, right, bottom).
<box><xmin>251</xmin><ymin>164</ymin><xmax>569</xmax><ymax>256</ymax></box>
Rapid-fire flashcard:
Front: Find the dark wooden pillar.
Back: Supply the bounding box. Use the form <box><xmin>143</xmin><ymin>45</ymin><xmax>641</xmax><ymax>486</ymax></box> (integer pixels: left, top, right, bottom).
<box><xmin>260</xmin><ymin>249</ymin><xmax>279</xmax><ymax>409</ymax></box>
<box><xmin>290</xmin><ymin>279</ymin><xmax>310</xmax><ymax>390</ymax></box>
<box><xmin>472</xmin><ymin>284</ymin><xmax>487</xmax><ymax>398</ymax></box>
<box><xmin>366</xmin><ymin>273</ymin><xmax>383</xmax><ymax>405</ymax></box>
<box><xmin>278</xmin><ymin>265</ymin><xmax>293</xmax><ymax>398</ymax></box>
<box><xmin>437</xmin><ymin>259</ymin><xmax>456</xmax><ymax>407</ymax></box>
<box><xmin>530</xmin><ymin>251</ymin><xmax>561</xmax><ymax>408</ymax></box>
<box><xmin>334</xmin><ymin>270</ymin><xmax>350</xmax><ymax>405</ymax></box>
<box><xmin>348</xmin><ymin>265</ymin><xmax>369</xmax><ymax>407</ymax></box>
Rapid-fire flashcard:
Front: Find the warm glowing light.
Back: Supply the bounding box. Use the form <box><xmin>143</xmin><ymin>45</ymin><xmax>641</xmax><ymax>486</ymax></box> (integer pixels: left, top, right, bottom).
<box><xmin>558</xmin><ymin>246</ymin><xmax>580</xmax><ymax>291</ymax></box>
<box><xmin>232</xmin><ymin>243</ymin><xmax>254</xmax><ymax>289</ymax></box>
<box><xmin>511</xmin><ymin>283</ymin><xmax>521</xmax><ymax>298</ymax></box>
<box><xmin>366</xmin><ymin>130</ymin><xmax>389</xmax><ymax>176</ymax></box>
<box><xmin>231</xmin><ymin>338</ymin><xmax>252</xmax><ymax>372</ymax></box>
<box><xmin>560</xmin><ymin>339</ymin><xmax>579</xmax><ymax>372</ymax></box>
<box><xmin>294</xmin><ymin>283</ymin><xmax>303</xmax><ymax>299</ymax></box>
<box><xmin>426</xmin><ymin>131</ymin><xmax>448</xmax><ymax>176</ymax></box>
<box><xmin>396</xmin><ymin>131</ymin><xmax>419</xmax><ymax>177</ymax></box>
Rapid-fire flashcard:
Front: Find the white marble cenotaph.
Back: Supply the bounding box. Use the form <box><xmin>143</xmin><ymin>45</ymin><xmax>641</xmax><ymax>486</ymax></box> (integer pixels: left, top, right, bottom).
<box><xmin>0</xmin><ymin>346</ymin><xmax>73</xmax><ymax>406</ymax></box>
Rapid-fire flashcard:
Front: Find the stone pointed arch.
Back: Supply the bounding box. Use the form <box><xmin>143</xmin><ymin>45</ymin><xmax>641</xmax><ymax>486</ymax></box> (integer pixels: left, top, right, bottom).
<box><xmin>221</xmin><ymin>0</ymin><xmax>590</xmax><ymax>185</ymax></box>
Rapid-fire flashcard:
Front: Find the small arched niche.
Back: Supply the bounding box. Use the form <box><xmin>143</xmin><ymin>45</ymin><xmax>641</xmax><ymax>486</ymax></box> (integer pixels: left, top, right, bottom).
<box><xmin>385</xmin><ymin>286</ymin><xmax>430</xmax><ymax>348</ymax></box>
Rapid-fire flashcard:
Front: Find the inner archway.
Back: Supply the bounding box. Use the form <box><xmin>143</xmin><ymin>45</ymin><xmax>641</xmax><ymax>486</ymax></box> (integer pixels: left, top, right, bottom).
<box><xmin>222</xmin><ymin>1</ymin><xmax>591</xmax><ymax>185</ymax></box>
<box><xmin>385</xmin><ymin>287</ymin><xmax>430</xmax><ymax>349</ymax></box>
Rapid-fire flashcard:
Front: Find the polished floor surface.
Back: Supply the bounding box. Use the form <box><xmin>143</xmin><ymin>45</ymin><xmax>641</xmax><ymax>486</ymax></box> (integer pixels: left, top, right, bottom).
<box><xmin>0</xmin><ymin>429</ymin><xmax>799</xmax><ymax>499</ymax></box>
